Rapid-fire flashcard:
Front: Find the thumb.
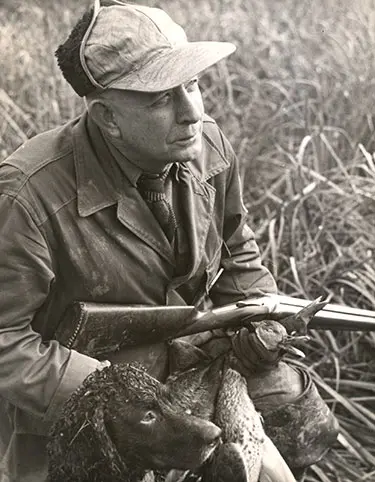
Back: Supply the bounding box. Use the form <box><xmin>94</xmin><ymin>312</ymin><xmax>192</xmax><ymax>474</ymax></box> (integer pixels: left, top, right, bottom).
<box><xmin>259</xmin><ymin>436</ymin><xmax>297</xmax><ymax>482</ymax></box>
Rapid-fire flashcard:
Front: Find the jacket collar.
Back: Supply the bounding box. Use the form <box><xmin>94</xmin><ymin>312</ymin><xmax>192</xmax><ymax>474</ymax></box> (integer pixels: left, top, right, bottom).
<box><xmin>73</xmin><ymin>113</ymin><xmax>122</xmax><ymax>217</ymax></box>
<box><xmin>185</xmin><ymin>116</ymin><xmax>230</xmax><ymax>181</ymax></box>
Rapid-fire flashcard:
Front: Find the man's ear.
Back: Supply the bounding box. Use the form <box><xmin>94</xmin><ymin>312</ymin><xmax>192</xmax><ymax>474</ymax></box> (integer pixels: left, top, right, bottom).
<box><xmin>87</xmin><ymin>99</ymin><xmax>121</xmax><ymax>138</ymax></box>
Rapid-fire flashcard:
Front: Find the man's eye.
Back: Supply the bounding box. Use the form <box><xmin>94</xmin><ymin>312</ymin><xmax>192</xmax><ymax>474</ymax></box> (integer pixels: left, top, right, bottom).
<box><xmin>152</xmin><ymin>92</ymin><xmax>172</xmax><ymax>106</ymax></box>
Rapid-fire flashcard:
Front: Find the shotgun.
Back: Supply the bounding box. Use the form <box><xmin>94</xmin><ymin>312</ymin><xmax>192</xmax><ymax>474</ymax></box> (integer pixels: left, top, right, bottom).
<box><xmin>54</xmin><ymin>294</ymin><xmax>375</xmax><ymax>358</ymax></box>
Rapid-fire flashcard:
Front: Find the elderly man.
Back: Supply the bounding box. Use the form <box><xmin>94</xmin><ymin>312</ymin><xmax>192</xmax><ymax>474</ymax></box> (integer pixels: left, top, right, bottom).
<box><xmin>0</xmin><ymin>1</ymin><xmax>338</xmax><ymax>481</ymax></box>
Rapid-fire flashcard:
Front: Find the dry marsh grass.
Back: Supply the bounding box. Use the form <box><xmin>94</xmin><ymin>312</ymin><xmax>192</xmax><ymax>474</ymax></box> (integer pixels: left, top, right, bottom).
<box><xmin>1</xmin><ymin>0</ymin><xmax>375</xmax><ymax>480</ymax></box>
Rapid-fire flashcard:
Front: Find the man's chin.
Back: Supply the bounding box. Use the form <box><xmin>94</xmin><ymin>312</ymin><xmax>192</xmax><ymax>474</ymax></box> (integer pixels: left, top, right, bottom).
<box><xmin>172</xmin><ymin>143</ymin><xmax>202</xmax><ymax>164</ymax></box>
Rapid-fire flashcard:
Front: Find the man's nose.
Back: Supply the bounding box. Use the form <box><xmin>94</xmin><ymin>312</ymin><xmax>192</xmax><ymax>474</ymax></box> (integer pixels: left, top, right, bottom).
<box><xmin>175</xmin><ymin>88</ymin><xmax>203</xmax><ymax>124</ymax></box>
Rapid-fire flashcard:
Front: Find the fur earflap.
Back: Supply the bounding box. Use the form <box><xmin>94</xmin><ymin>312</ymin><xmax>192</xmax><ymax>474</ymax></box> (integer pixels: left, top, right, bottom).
<box><xmin>55</xmin><ymin>8</ymin><xmax>96</xmax><ymax>97</ymax></box>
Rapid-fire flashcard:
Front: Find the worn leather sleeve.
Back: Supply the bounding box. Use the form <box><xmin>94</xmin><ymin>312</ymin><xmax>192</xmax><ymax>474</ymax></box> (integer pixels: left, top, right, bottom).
<box><xmin>0</xmin><ymin>177</ymin><xmax>102</xmax><ymax>423</ymax></box>
<box><xmin>246</xmin><ymin>362</ymin><xmax>339</xmax><ymax>469</ymax></box>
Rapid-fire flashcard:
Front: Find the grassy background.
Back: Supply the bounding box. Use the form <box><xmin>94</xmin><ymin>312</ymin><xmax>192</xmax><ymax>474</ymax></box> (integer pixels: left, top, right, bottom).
<box><xmin>1</xmin><ymin>0</ymin><xmax>375</xmax><ymax>480</ymax></box>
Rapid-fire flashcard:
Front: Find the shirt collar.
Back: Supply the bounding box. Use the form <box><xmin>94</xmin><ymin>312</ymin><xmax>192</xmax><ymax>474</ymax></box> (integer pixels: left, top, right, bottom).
<box><xmin>104</xmin><ymin>140</ymin><xmax>177</xmax><ymax>186</ymax></box>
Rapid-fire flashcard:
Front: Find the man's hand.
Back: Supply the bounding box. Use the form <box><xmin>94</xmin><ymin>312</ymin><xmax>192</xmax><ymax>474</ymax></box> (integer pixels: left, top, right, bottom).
<box><xmin>230</xmin><ymin>320</ymin><xmax>308</xmax><ymax>372</ymax></box>
<box><xmin>230</xmin><ymin>298</ymin><xmax>326</xmax><ymax>372</ymax></box>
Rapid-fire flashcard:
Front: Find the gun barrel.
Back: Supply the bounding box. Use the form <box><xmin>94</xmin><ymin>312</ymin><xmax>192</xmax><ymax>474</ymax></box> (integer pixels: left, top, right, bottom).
<box><xmin>269</xmin><ymin>295</ymin><xmax>375</xmax><ymax>331</ymax></box>
<box><xmin>308</xmin><ymin>312</ymin><xmax>375</xmax><ymax>330</ymax></box>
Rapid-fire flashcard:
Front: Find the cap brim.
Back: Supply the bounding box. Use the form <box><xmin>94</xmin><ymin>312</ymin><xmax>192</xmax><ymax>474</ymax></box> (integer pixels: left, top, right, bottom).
<box><xmin>108</xmin><ymin>41</ymin><xmax>236</xmax><ymax>92</ymax></box>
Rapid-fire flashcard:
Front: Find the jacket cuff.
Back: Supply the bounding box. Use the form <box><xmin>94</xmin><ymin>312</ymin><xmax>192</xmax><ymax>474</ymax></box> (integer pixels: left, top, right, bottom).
<box><xmin>43</xmin><ymin>349</ymin><xmax>101</xmax><ymax>422</ymax></box>
<box><xmin>259</xmin><ymin>368</ymin><xmax>339</xmax><ymax>469</ymax></box>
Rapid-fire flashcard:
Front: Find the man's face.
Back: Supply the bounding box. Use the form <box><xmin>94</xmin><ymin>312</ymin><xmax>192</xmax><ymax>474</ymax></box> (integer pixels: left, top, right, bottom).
<box><xmin>103</xmin><ymin>78</ymin><xmax>205</xmax><ymax>173</ymax></box>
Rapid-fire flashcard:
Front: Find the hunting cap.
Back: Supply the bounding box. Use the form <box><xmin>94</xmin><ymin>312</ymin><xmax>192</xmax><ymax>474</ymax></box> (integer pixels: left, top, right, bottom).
<box><xmin>57</xmin><ymin>0</ymin><xmax>236</xmax><ymax>97</ymax></box>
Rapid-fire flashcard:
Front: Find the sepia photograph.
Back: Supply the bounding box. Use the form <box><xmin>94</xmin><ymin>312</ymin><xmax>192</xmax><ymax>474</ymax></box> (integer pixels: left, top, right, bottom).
<box><xmin>0</xmin><ymin>0</ymin><xmax>375</xmax><ymax>481</ymax></box>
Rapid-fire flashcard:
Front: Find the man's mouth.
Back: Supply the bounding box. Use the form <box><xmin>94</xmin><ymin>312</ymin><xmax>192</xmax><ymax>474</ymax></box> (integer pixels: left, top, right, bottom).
<box><xmin>173</xmin><ymin>132</ymin><xmax>198</xmax><ymax>145</ymax></box>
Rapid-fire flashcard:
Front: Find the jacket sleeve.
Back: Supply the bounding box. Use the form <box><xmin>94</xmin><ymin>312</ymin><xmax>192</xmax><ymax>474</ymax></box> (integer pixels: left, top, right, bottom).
<box><xmin>0</xmin><ymin>180</ymin><xmax>102</xmax><ymax>421</ymax></box>
<box><xmin>209</xmin><ymin>132</ymin><xmax>277</xmax><ymax>306</ymax></box>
